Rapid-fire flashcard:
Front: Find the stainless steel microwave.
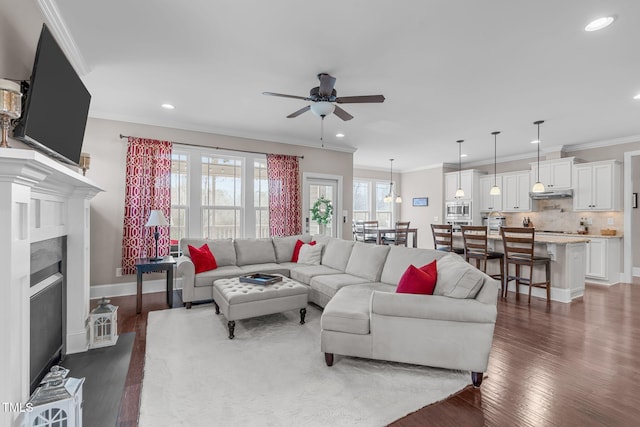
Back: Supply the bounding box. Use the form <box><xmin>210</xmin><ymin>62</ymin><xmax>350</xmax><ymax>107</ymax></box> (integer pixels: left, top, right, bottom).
<box><xmin>446</xmin><ymin>201</ymin><xmax>471</xmax><ymax>220</ymax></box>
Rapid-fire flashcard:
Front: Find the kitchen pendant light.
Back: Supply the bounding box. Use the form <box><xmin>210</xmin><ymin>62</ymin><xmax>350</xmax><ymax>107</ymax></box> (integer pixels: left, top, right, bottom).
<box><xmin>532</xmin><ymin>120</ymin><xmax>545</xmax><ymax>193</ymax></box>
<box><xmin>489</xmin><ymin>131</ymin><xmax>501</xmax><ymax>196</ymax></box>
<box><xmin>455</xmin><ymin>140</ymin><xmax>465</xmax><ymax>198</ymax></box>
<box><xmin>383</xmin><ymin>159</ymin><xmax>401</xmax><ymax>203</ymax></box>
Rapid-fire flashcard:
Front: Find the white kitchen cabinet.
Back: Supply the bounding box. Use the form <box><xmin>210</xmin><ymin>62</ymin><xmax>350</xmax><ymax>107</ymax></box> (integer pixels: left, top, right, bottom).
<box><xmin>479</xmin><ymin>175</ymin><xmax>503</xmax><ymax>212</ymax></box>
<box><xmin>531</xmin><ymin>157</ymin><xmax>573</xmax><ymax>190</ymax></box>
<box><xmin>585</xmin><ymin>237</ymin><xmax>622</xmax><ymax>284</ymax></box>
<box><xmin>502</xmin><ymin>171</ymin><xmax>531</xmax><ymax>212</ymax></box>
<box><xmin>444</xmin><ymin>169</ymin><xmax>484</xmax><ymax>201</ymax></box>
<box><xmin>573</xmin><ymin>160</ymin><xmax>621</xmax><ymax>211</ymax></box>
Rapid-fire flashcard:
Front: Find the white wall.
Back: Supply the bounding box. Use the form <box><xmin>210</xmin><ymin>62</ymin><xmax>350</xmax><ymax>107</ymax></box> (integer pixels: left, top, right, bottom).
<box><xmin>82</xmin><ymin>118</ymin><xmax>354</xmax><ymax>285</ymax></box>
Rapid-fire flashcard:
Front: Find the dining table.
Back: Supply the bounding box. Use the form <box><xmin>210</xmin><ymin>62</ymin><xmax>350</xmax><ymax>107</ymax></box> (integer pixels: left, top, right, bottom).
<box><xmin>363</xmin><ymin>227</ymin><xmax>418</xmax><ymax>247</ymax></box>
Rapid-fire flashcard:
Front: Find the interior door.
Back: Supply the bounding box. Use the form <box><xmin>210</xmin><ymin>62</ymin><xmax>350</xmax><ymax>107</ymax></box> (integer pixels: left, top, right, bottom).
<box><xmin>303</xmin><ymin>177</ymin><xmax>339</xmax><ymax>237</ymax></box>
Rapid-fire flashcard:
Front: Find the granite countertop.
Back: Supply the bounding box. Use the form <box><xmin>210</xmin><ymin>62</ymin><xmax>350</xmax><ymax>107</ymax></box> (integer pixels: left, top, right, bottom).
<box><xmin>535</xmin><ymin>232</ymin><xmax>623</xmax><ymax>240</ymax></box>
<box><xmin>485</xmin><ymin>233</ymin><xmax>591</xmax><ymax>244</ymax></box>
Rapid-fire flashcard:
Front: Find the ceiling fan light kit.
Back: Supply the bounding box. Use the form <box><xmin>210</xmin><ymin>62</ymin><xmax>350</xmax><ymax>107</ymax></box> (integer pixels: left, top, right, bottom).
<box><xmin>263</xmin><ymin>73</ymin><xmax>385</xmax><ymax>124</ymax></box>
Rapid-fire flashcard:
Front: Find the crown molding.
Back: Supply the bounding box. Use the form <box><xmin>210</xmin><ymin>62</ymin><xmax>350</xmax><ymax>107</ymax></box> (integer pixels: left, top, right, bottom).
<box><xmin>37</xmin><ymin>0</ymin><xmax>91</xmax><ymax>76</ymax></box>
<box><xmin>563</xmin><ymin>134</ymin><xmax>640</xmax><ymax>152</ymax></box>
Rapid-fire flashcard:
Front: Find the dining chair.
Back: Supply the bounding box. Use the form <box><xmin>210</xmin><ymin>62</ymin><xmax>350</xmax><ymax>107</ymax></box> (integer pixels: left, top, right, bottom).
<box><xmin>460</xmin><ymin>225</ymin><xmax>504</xmax><ymax>294</ymax></box>
<box><xmin>500</xmin><ymin>227</ymin><xmax>551</xmax><ymax>303</ymax></box>
<box><xmin>382</xmin><ymin>221</ymin><xmax>410</xmax><ymax>246</ymax></box>
<box><xmin>354</xmin><ymin>220</ymin><xmax>378</xmax><ymax>244</ymax></box>
<box><xmin>431</xmin><ymin>224</ymin><xmax>464</xmax><ymax>254</ymax></box>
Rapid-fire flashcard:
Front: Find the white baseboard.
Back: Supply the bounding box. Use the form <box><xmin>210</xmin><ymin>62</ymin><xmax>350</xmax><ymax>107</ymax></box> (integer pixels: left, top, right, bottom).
<box><xmin>633</xmin><ymin>267</ymin><xmax>640</xmax><ymax>277</ymax></box>
<box><xmin>504</xmin><ymin>282</ymin><xmax>574</xmax><ymax>303</ymax></box>
<box><xmin>90</xmin><ymin>278</ymin><xmax>183</xmax><ymax>299</ymax></box>
<box><xmin>66</xmin><ymin>328</ymin><xmax>89</xmax><ymax>354</ymax></box>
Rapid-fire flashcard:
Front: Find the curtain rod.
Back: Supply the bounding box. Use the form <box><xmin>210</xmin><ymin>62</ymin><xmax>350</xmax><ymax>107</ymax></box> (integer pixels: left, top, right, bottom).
<box><xmin>118</xmin><ymin>134</ymin><xmax>304</xmax><ymax>159</ymax></box>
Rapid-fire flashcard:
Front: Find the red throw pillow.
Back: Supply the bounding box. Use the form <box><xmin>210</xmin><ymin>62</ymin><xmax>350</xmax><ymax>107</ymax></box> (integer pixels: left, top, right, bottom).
<box><xmin>396</xmin><ymin>261</ymin><xmax>437</xmax><ymax>295</ymax></box>
<box><xmin>188</xmin><ymin>244</ymin><xmax>217</xmax><ymax>274</ymax></box>
<box><xmin>419</xmin><ymin>259</ymin><xmax>438</xmax><ymax>283</ymax></box>
<box><xmin>291</xmin><ymin>240</ymin><xmax>316</xmax><ymax>262</ymax></box>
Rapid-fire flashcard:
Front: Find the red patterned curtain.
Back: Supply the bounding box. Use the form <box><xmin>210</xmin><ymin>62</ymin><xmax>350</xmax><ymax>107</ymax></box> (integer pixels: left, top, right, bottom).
<box><xmin>121</xmin><ymin>137</ymin><xmax>172</xmax><ymax>274</ymax></box>
<box><xmin>267</xmin><ymin>154</ymin><xmax>302</xmax><ymax>236</ymax></box>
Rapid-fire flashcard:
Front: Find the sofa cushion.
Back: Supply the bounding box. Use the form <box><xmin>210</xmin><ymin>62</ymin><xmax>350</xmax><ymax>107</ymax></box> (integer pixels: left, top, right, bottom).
<box><xmin>310</xmin><ymin>273</ymin><xmax>371</xmax><ymax>300</ymax></box>
<box><xmin>380</xmin><ymin>246</ymin><xmax>446</xmax><ymax>285</ymax></box>
<box><xmin>321</xmin><ymin>238</ymin><xmax>355</xmax><ymax>271</ymax></box>
<box><xmin>239</xmin><ymin>263</ymin><xmax>291</xmax><ymax>277</ymax></box>
<box><xmin>181</xmin><ymin>238</ymin><xmax>237</xmax><ymax>267</ymax></box>
<box><xmin>321</xmin><ymin>284</ymin><xmax>384</xmax><ymax>335</ymax></box>
<box><xmin>345</xmin><ymin>242</ymin><xmax>390</xmax><ymax>281</ymax></box>
<box><xmin>396</xmin><ymin>262</ymin><xmax>437</xmax><ymax>295</ymax></box>
<box><xmin>193</xmin><ymin>265</ymin><xmax>245</xmax><ymax>287</ymax></box>
<box><xmin>234</xmin><ymin>238</ymin><xmax>276</xmax><ymax>266</ymax></box>
<box><xmin>188</xmin><ymin>244</ymin><xmax>218</xmax><ymax>274</ymax></box>
<box><xmin>292</xmin><ymin>240</ymin><xmax>317</xmax><ymax>262</ymax></box>
<box><xmin>290</xmin><ymin>265</ymin><xmax>343</xmax><ymax>285</ymax></box>
<box><xmin>298</xmin><ymin>243</ymin><xmax>323</xmax><ymax>265</ymax></box>
<box><xmin>272</xmin><ymin>234</ymin><xmax>312</xmax><ymax>263</ymax></box>
<box><xmin>434</xmin><ymin>254</ymin><xmax>485</xmax><ymax>299</ymax></box>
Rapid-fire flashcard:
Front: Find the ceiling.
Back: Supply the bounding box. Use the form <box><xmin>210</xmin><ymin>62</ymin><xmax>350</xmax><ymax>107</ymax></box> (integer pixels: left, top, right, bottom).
<box><xmin>19</xmin><ymin>0</ymin><xmax>640</xmax><ymax>171</ymax></box>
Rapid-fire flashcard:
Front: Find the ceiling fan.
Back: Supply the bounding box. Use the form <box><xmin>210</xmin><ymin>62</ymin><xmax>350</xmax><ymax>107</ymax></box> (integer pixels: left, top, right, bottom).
<box><xmin>263</xmin><ymin>73</ymin><xmax>385</xmax><ymax>121</ymax></box>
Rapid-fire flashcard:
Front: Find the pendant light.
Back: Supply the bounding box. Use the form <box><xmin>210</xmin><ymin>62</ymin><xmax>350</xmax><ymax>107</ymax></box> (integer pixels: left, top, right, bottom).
<box><xmin>532</xmin><ymin>120</ymin><xmax>545</xmax><ymax>193</ymax></box>
<box><xmin>383</xmin><ymin>159</ymin><xmax>402</xmax><ymax>204</ymax></box>
<box><xmin>489</xmin><ymin>131</ymin><xmax>501</xmax><ymax>196</ymax></box>
<box><xmin>454</xmin><ymin>140</ymin><xmax>465</xmax><ymax>198</ymax></box>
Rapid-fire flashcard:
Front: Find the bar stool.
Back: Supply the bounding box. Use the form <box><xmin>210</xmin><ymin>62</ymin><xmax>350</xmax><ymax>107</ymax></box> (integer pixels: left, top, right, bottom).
<box><xmin>460</xmin><ymin>225</ymin><xmax>504</xmax><ymax>292</ymax></box>
<box><xmin>500</xmin><ymin>227</ymin><xmax>551</xmax><ymax>303</ymax></box>
<box><xmin>431</xmin><ymin>224</ymin><xmax>464</xmax><ymax>254</ymax></box>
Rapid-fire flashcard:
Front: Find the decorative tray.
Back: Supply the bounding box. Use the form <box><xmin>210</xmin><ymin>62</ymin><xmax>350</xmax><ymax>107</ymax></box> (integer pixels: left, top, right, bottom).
<box><xmin>239</xmin><ymin>273</ymin><xmax>283</xmax><ymax>285</ymax></box>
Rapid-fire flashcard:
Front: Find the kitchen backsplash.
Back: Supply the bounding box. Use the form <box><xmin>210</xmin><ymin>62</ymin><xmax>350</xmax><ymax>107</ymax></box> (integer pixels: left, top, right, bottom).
<box><xmin>500</xmin><ymin>198</ymin><xmax>624</xmax><ymax>235</ymax></box>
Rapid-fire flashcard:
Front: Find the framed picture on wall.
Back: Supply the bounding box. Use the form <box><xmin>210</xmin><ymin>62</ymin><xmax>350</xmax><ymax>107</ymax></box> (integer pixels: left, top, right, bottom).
<box><xmin>412</xmin><ymin>197</ymin><xmax>428</xmax><ymax>207</ymax></box>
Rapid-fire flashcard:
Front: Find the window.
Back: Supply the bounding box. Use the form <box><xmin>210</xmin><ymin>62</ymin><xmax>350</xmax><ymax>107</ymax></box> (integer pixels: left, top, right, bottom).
<box><xmin>170</xmin><ymin>153</ymin><xmax>188</xmax><ymax>243</ymax></box>
<box><xmin>352</xmin><ymin>178</ymin><xmax>395</xmax><ymax>227</ymax></box>
<box><xmin>254</xmin><ymin>159</ymin><xmax>269</xmax><ymax>238</ymax></box>
<box><xmin>170</xmin><ymin>145</ymin><xmax>266</xmax><ymax>240</ymax></box>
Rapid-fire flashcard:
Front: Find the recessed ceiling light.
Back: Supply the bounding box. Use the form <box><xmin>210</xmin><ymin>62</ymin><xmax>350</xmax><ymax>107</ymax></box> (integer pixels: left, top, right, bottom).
<box><xmin>336</xmin><ymin>133</ymin><xmax>345</xmax><ymax>138</ymax></box>
<box><xmin>585</xmin><ymin>16</ymin><xmax>615</xmax><ymax>32</ymax></box>
<box><xmin>634</xmin><ymin>93</ymin><xmax>640</xmax><ymax>100</ymax></box>
<box><xmin>531</xmin><ymin>139</ymin><xmax>540</xmax><ymax>144</ymax></box>
<box><xmin>161</xmin><ymin>103</ymin><xmax>175</xmax><ymax>110</ymax></box>
<box><xmin>460</xmin><ymin>154</ymin><xmax>468</xmax><ymax>158</ymax></box>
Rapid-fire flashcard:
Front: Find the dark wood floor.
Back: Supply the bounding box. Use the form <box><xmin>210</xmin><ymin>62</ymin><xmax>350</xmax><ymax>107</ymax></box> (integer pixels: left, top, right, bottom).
<box><xmin>108</xmin><ymin>282</ymin><xmax>640</xmax><ymax>426</ymax></box>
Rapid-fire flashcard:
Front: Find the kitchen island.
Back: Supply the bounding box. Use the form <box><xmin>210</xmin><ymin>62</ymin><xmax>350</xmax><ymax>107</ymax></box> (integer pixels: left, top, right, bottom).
<box><xmin>453</xmin><ymin>232</ymin><xmax>590</xmax><ymax>303</ymax></box>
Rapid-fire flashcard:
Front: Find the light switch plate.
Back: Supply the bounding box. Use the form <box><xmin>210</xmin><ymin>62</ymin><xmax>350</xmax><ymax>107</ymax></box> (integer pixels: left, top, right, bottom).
<box><xmin>607</xmin><ymin>217</ymin><xmax>614</xmax><ymax>225</ymax></box>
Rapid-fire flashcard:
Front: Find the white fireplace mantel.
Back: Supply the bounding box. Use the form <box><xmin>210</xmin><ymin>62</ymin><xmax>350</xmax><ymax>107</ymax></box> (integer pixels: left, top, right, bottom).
<box><xmin>0</xmin><ymin>148</ymin><xmax>103</xmax><ymax>427</ymax></box>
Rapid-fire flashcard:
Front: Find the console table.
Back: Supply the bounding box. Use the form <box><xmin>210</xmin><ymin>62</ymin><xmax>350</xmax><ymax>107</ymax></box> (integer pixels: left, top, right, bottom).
<box><xmin>135</xmin><ymin>256</ymin><xmax>176</xmax><ymax>314</ymax></box>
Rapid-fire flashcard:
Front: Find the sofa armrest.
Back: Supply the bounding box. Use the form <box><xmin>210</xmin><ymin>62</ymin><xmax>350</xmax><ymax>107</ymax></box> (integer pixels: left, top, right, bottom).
<box><xmin>177</xmin><ymin>255</ymin><xmax>195</xmax><ymax>276</ymax></box>
<box><xmin>370</xmin><ymin>291</ymin><xmax>497</xmax><ymax>324</ymax></box>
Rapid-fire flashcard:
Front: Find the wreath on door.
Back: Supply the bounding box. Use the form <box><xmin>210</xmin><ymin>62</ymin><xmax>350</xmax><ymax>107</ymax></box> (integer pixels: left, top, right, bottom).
<box><xmin>311</xmin><ymin>196</ymin><xmax>333</xmax><ymax>225</ymax></box>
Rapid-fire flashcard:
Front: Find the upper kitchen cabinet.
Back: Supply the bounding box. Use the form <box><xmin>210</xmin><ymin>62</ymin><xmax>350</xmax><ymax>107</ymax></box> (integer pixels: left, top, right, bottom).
<box><xmin>444</xmin><ymin>170</ymin><xmax>485</xmax><ymax>201</ymax></box>
<box><xmin>530</xmin><ymin>157</ymin><xmax>574</xmax><ymax>190</ymax></box>
<box><xmin>502</xmin><ymin>171</ymin><xmax>531</xmax><ymax>212</ymax></box>
<box><xmin>479</xmin><ymin>175</ymin><xmax>503</xmax><ymax>212</ymax></box>
<box><xmin>573</xmin><ymin>160</ymin><xmax>621</xmax><ymax>211</ymax></box>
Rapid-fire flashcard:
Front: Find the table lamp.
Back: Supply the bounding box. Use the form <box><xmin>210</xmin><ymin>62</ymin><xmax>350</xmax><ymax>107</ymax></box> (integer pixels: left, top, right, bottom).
<box><xmin>145</xmin><ymin>210</ymin><xmax>169</xmax><ymax>261</ymax></box>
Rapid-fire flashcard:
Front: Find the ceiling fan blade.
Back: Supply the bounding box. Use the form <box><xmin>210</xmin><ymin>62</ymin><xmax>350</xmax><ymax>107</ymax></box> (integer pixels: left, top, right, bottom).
<box><xmin>335</xmin><ymin>95</ymin><xmax>385</xmax><ymax>104</ymax></box>
<box><xmin>263</xmin><ymin>91</ymin><xmax>309</xmax><ymax>101</ymax></box>
<box><xmin>318</xmin><ymin>73</ymin><xmax>337</xmax><ymax>97</ymax></box>
<box><xmin>287</xmin><ymin>105</ymin><xmax>311</xmax><ymax>118</ymax></box>
<box><xmin>333</xmin><ymin>105</ymin><xmax>354</xmax><ymax>121</ymax></box>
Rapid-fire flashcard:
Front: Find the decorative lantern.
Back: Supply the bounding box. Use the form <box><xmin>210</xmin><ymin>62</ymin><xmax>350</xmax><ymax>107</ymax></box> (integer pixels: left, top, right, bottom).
<box><xmin>88</xmin><ymin>297</ymin><xmax>118</xmax><ymax>348</ymax></box>
<box><xmin>27</xmin><ymin>366</ymin><xmax>84</xmax><ymax>427</ymax></box>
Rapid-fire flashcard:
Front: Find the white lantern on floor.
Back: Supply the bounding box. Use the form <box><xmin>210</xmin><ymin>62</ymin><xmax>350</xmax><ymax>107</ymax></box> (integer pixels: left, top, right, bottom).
<box><xmin>27</xmin><ymin>366</ymin><xmax>84</xmax><ymax>427</ymax></box>
<box><xmin>88</xmin><ymin>297</ymin><xmax>118</xmax><ymax>348</ymax></box>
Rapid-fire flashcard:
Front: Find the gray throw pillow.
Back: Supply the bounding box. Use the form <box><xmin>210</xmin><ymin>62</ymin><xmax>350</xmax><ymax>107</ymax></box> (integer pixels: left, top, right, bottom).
<box><xmin>434</xmin><ymin>254</ymin><xmax>485</xmax><ymax>299</ymax></box>
<box><xmin>298</xmin><ymin>243</ymin><xmax>323</xmax><ymax>265</ymax></box>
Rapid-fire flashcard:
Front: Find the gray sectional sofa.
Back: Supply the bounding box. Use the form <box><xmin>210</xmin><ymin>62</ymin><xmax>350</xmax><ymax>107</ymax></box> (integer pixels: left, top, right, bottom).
<box><xmin>177</xmin><ymin>234</ymin><xmax>499</xmax><ymax>386</ymax></box>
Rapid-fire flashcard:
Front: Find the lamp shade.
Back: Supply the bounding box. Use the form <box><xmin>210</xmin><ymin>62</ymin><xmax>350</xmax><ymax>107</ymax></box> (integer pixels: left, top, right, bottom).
<box><xmin>489</xmin><ymin>185</ymin><xmax>501</xmax><ymax>196</ymax></box>
<box><xmin>310</xmin><ymin>101</ymin><xmax>335</xmax><ymax>117</ymax></box>
<box><xmin>531</xmin><ymin>181</ymin><xmax>546</xmax><ymax>193</ymax></box>
<box><xmin>455</xmin><ymin>188</ymin><xmax>465</xmax><ymax>198</ymax></box>
<box><xmin>145</xmin><ymin>210</ymin><xmax>169</xmax><ymax>227</ymax></box>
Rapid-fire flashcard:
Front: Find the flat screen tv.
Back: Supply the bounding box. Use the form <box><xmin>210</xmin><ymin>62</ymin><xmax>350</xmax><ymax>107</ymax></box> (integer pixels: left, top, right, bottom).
<box><xmin>14</xmin><ymin>24</ymin><xmax>91</xmax><ymax>166</ymax></box>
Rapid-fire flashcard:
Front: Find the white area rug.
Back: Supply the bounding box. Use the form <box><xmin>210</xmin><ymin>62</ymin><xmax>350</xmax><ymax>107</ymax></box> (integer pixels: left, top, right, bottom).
<box><xmin>140</xmin><ymin>304</ymin><xmax>471</xmax><ymax>427</ymax></box>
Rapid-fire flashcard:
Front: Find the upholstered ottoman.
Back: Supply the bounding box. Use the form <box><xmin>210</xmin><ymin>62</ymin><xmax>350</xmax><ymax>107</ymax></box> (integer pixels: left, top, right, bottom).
<box><xmin>212</xmin><ymin>275</ymin><xmax>309</xmax><ymax>339</ymax></box>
